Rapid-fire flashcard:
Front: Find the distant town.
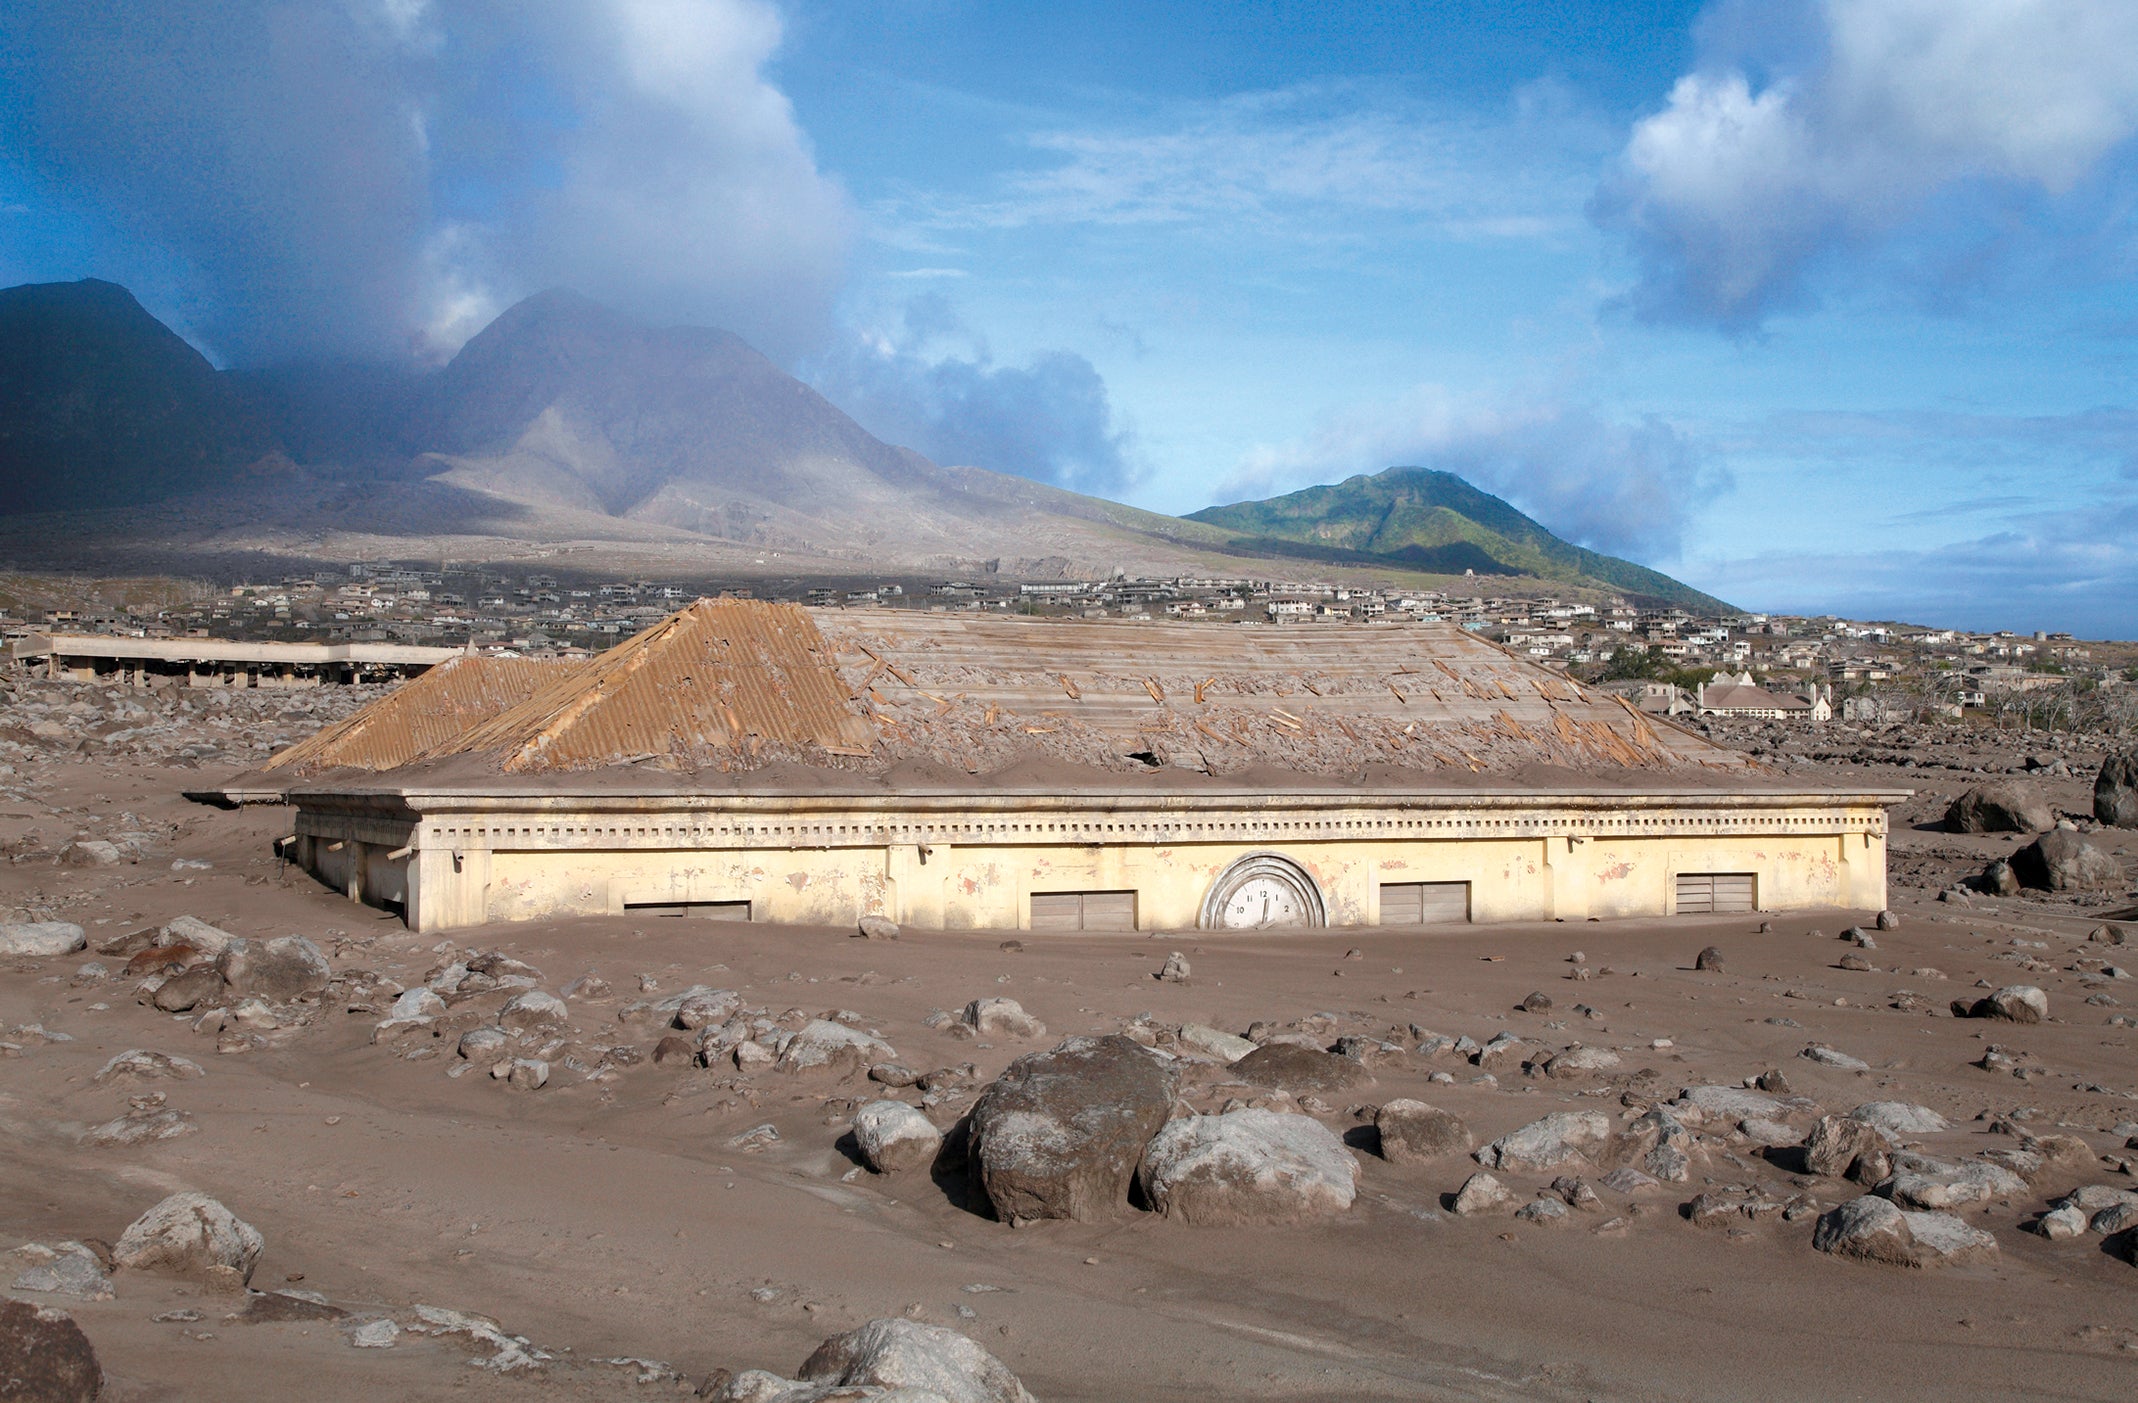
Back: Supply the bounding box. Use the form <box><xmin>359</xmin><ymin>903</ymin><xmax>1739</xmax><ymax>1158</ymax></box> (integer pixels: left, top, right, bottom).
<box><xmin>6</xmin><ymin>563</ymin><xmax>2134</xmax><ymax>733</ymax></box>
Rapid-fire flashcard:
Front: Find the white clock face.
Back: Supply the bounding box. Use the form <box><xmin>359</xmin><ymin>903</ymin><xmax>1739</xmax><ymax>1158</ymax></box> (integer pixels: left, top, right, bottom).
<box><xmin>1219</xmin><ymin>875</ymin><xmax>1310</xmax><ymax>929</ymax></box>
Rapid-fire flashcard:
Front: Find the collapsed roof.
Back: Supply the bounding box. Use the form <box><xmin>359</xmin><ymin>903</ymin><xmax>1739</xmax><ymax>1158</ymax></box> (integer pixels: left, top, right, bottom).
<box><xmin>261</xmin><ymin>654</ymin><xmax>573</xmax><ymax>775</ymax></box>
<box><xmin>338</xmin><ymin>598</ymin><xmax>1751</xmax><ymax>781</ymax></box>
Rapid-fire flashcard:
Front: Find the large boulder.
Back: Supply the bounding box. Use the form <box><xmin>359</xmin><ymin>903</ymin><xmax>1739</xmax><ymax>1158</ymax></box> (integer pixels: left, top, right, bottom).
<box><xmin>962</xmin><ymin>998</ymin><xmax>1045</xmax><ymax>1041</ymax></box>
<box><xmin>776</xmin><ymin>1020</ymin><xmax>894</xmax><ymax>1076</ymax></box>
<box><xmin>215</xmin><ymin>935</ymin><xmax>330</xmax><ymax>1002</ymax></box>
<box><xmin>0</xmin><ymin>921</ymin><xmax>87</xmax><ymax>956</ymax></box>
<box><xmin>1953</xmin><ymin>986</ymin><xmax>2048</xmax><ymax>1023</ymax></box>
<box><xmin>2097</xmin><ymin>752</ymin><xmax>2138</xmax><ymax>828</ymax></box>
<box><xmin>796</xmin><ymin>1319</ymin><xmax>1036</xmax><ymax>1403</ymax></box>
<box><xmin>158</xmin><ymin>916</ymin><xmax>238</xmax><ymax>957</ymax></box>
<box><xmin>1801</xmin><ymin>1114</ymin><xmax>1889</xmax><ymax>1179</ymax></box>
<box><xmin>497</xmin><ymin>990</ymin><xmax>569</xmax><ymax>1033</ymax></box>
<box><xmin>853</xmin><ymin>1101</ymin><xmax>942</xmax><ymax>1174</ymax></box>
<box><xmin>1812</xmin><ymin>1194</ymin><xmax>1918</xmax><ymax>1266</ymax></box>
<box><xmin>1474</xmin><ymin>1111</ymin><xmax>1612</xmax><ymax>1172</ymax></box>
<box><xmin>1138</xmin><ymin>1109</ymin><xmax>1359</xmax><ymax>1226</ymax></box>
<box><xmin>1229</xmin><ymin>1042</ymin><xmax>1368</xmax><ymax>1094</ymax></box>
<box><xmin>149</xmin><ymin>965</ymin><xmax>226</xmax><ymax>1013</ymax></box>
<box><xmin>1375</xmin><ymin>1099</ymin><xmax>1472</xmax><ymax>1164</ymax></box>
<box><xmin>967</xmin><ymin>1035</ymin><xmax>1178</xmax><ymax>1225</ymax></box>
<box><xmin>1849</xmin><ymin>1102</ymin><xmax>1949</xmax><ymax>1136</ymax></box>
<box><xmin>1945</xmin><ymin>782</ymin><xmax>2052</xmax><ymax>834</ymax></box>
<box><xmin>0</xmin><ymin>1300</ymin><xmax>103</xmax><ymax>1402</ymax></box>
<box><xmin>114</xmin><ymin>1191</ymin><xmax>264</xmax><ymax>1286</ymax></box>
<box><xmin>2010</xmin><ymin>831</ymin><xmax>2124</xmax><ymax>892</ymax></box>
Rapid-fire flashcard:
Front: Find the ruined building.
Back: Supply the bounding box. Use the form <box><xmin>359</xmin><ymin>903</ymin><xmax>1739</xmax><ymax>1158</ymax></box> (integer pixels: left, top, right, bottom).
<box><xmin>256</xmin><ymin>600</ymin><xmax>1900</xmax><ymax>933</ymax></box>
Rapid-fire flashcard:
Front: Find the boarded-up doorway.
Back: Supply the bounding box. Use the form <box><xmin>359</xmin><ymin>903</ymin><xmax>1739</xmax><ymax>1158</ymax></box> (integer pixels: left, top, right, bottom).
<box><xmin>1674</xmin><ymin>873</ymin><xmax>1756</xmax><ymax>915</ymax></box>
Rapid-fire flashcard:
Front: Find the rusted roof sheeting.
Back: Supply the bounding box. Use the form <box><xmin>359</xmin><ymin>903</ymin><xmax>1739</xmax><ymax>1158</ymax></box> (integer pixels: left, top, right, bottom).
<box><xmin>427</xmin><ymin>599</ymin><xmax>875</xmax><ymax>772</ymax></box>
<box><xmin>261</xmin><ymin>655</ymin><xmax>571</xmax><ymax>774</ymax></box>
<box><xmin>818</xmin><ymin>612</ymin><xmax>1745</xmax><ymax>776</ymax></box>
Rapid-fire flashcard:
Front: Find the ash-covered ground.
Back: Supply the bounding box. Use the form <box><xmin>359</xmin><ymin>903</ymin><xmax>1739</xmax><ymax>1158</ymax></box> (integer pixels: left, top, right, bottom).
<box><xmin>1</xmin><ymin>678</ymin><xmax>2135</xmax><ymax>1402</ymax></box>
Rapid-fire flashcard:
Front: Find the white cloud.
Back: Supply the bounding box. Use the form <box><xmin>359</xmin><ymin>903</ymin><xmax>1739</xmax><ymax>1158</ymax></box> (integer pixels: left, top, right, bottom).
<box><xmin>0</xmin><ymin>0</ymin><xmax>849</xmax><ymax>363</ymax></box>
<box><xmin>1225</xmin><ymin>387</ymin><xmax>1728</xmax><ymax>562</ymax></box>
<box><xmin>885</xmin><ymin>85</ymin><xmax>1598</xmax><ymax>244</ymax></box>
<box><xmin>1596</xmin><ymin>0</ymin><xmax>2138</xmax><ymax>327</ymax></box>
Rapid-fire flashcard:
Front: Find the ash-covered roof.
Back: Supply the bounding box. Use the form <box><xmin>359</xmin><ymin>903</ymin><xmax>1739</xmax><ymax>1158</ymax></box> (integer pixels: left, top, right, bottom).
<box><xmin>383</xmin><ymin>599</ymin><xmax>1748</xmax><ymax>780</ymax></box>
<box><xmin>261</xmin><ymin>654</ymin><xmax>572</xmax><ymax>774</ymax></box>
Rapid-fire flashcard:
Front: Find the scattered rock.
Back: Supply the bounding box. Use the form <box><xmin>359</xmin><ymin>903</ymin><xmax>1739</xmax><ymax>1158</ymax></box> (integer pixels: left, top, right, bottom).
<box><xmin>0</xmin><ymin>921</ymin><xmax>88</xmax><ymax>957</ymax></box>
<box><xmin>855</xmin><ymin>915</ymin><xmax>901</xmax><ymax>941</ymax></box>
<box><xmin>1812</xmin><ymin>1194</ymin><xmax>1917</xmax><ymax>1266</ymax></box>
<box><xmin>158</xmin><ymin>916</ymin><xmax>237</xmax><ymax>957</ymax></box>
<box><xmin>1516</xmin><ymin>1197</ymin><xmax>1569</xmax><ymax>1225</ymax></box>
<box><xmin>2035</xmin><ymin>1205</ymin><xmax>2088</xmax><ymax>1240</ymax></box>
<box><xmin>497</xmin><ymin>990</ymin><xmax>569</xmax><ymax>1033</ymax></box>
<box><xmin>853</xmin><ymin>1101</ymin><xmax>942</xmax><ymax>1174</ymax></box>
<box><xmin>2011</xmin><ymin>831</ymin><xmax>2124</xmax><ymax>893</ymax></box>
<box><xmin>150</xmin><ymin>965</ymin><xmax>225</xmax><ymax>1013</ymax></box>
<box><xmin>93</xmin><ymin>1049</ymin><xmax>204</xmax><ymax>1083</ymax></box>
<box><xmin>968</xmin><ymin>1034</ymin><xmax>1179</xmax><ymax>1225</ymax></box>
<box><xmin>1176</xmin><ymin>1024</ymin><xmax>1255</xmax><ymax>1063</ymax></box>
<box><xmin>1694</xmin><ymin>946</ymin><xmax>1725</xmax><ymax>972</ymax></box>
<box><xmin>1230</xmin><ymin>1042</ymin><xmax>1368</xmax><ymax>1094</ymax></box>
<box><xmin>961</xmin><ymin>998</ymin><xmax>1045</xmax><ymax>1041</ymax></box>
<box><xmin>1474</xmin><ymin>1111</ymin><xmax>1611</xmax><ymax>1172</ymax></box>
<box><xmin>0</xmin><ymin>1299</ymin><xmax>103</xmax><ymax>1402</ymax></box>
<box><xmin>795</xmin><ymin>1318</ymin><xmax>1036</xmax><ymax>1403</ymax></box>
<box><xmin>114</xmin><ymin>1191</ymin><xmax>263</xmax><ymax>1286</ymax></box>
<box><xmin>1155</xmin><ymin>951</ymin><xmax>1190</xmax><ymax>983</ymax></box>
<box><xmin>1801</xmin><ymin>1043</ymin><xmax>1870</xmax><ymax>1070</ymax></box>
<box><xmin>1902</xmin><ymin>1210</ymin><xmax>1999</xmax><ymax>1266</ymax></box>
<box><xmin>457</xmin><ymin>1028</ymin><xmax>510</xmax><ymax>1065</ymax></box>
<box><xmin>348</xmin><ymin>1318</ymin><xmax>401</xmax><ymax>1348</ymax></box>
<box><xmin>1979</xmin><ymin>858</ymin><xmax>2020</xmax><ymax>897</ymax></box>
<box><xmin>652</xmin><ymin>1034</ymin><xmax>696</xmax><ymax>1066</ymax></box>
<box><xmin>1517</xmin><ymin>991</ymin><xmax>1553</xmax><ymax>1013</ymax></box>
<box><xmin>1849</xmin><ymin>1102</ymin><xmax>1949</xmax><ymax>1136</ymax></box>
<box><xmin>9</xmin><ymin>1242</ymin><xmax>113</xmax><ymax>1301</ymax></box>
<box><xmin>1375</xmin><ymin>1099</ymin><xmax>1472</xmax><ymax>1164</ymax></box>
<box><xmin>2096</xmin><ymin>751</ymin><xmax>2138</xmax><ymax>828</ymax></box>
<box><xmin>1946</xmin><ymin>782</ymin><xmax>2052</xmax><ymax>834</ymax></box>
<box><xmin>215</xmin><ymin>935</ymin><xmax>330</xmax><ymax>1003</ymax></box>
<box><xmin>1801</xmin><ymin>1115</ymin><xmax>1890</xmax><ymax>1179</ymax></box>
<box><xmin>1450</xmin><ymin>1171</ymin><xmax>1516</xmax><ymax>1215</ymax></box>
<box><xmin>1875</xmin><ymin>909</ymin><xmax>1899</xmax><ymax>931</ymax></box>
<box><xmin>240</xmin><ymin>1290</ymin><xmax>346</xmax><ymax>1323</ymax></box>
<box><xmin>1954</xmin><ymin>985</ymin><xmax>2049</xmax><ymax>1024</ymax></box>
<box><xmin>777</xmin><ymin>1020</ymin><xmax>894</xmax><ymax>1076</ymax></box>
<box><xmin>1139</xmin><ymin>1108</ymin><xmax>1359</xmax><ymax>1227</ymax></box>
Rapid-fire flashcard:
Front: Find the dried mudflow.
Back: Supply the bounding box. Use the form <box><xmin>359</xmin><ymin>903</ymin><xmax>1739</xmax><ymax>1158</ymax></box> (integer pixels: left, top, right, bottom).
<box><xmin>1</xmin><ymin>678</ymin><xmax>2136</xmax><ymax>1401</ymax></box>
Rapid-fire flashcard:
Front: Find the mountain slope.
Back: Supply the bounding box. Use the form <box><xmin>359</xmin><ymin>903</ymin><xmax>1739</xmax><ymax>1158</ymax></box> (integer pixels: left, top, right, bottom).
<box><xmin>0</xmin><ymin>279</ymin><xmax>274</xmax><ymax>514</ymax></box>
<box><xmin>1188</xmin><ymin>467</ymin><xmax>1727</xmax><ymax>609</ymax></box>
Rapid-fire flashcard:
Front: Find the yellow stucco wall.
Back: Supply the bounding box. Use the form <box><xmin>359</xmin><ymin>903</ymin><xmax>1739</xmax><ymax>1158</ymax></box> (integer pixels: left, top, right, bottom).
<box><xmin>290</xmin><ymin>787</ymin><xmax>1898</xmax><ymax>933</ymax></box>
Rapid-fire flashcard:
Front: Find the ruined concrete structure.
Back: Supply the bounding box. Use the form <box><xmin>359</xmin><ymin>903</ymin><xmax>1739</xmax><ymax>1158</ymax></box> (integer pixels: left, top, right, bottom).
<box><xmin>13</xmin><ymin>632</ymin><xmax>463</xmax><ymax>687</ymax></box>
<box><xmin>270</xmin><ymin>601</ymin><xmax>1902</xmax><ymax>933</ymax></box>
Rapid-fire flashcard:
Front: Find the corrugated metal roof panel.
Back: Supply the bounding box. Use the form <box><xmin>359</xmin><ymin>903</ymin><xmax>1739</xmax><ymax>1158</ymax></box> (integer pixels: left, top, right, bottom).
<box><xmin>262</xmin><ymin>655</ymin><xmax>572</xmax><ymax>774</ymax></box>
<box><xmin>425</xmin><ymin>600</ymin><xmax>876</xmax><ymax>772</ymax></box>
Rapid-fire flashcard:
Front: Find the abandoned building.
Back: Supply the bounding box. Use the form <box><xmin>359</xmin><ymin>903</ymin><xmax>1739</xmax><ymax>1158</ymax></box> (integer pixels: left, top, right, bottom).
<box><xmin>263</xmin><ymin>600</ymin><xmax>1902</xmax><ymax>933</ymax></box>
<box><xmin>12</xmin><ymin>632</ymin><xmax>464</xmax><ymax>687</ymax></box>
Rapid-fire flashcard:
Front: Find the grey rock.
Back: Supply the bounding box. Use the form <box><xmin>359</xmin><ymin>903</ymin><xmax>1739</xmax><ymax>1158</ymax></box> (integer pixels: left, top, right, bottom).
<box><xmin>2011</xmin><ymin>830</ymin><xmax>2124</xmax><ymax>893</ymax></box>
<box><xmin>1156</xmin><ymin>951</ymin><xmax>1190</xmax><ymax>983</ymax></box>
<box><xmin>114</xmin><ymin>1191</ymin><xmax>263</xmax><ymax>1286</ymax></box>
<box><xmin>1812</xmin><ymin>1194</ymin><xmax>1917</xmax><ymax>1266</ymax></box>
<box><xmin>1849</xmin><ymin>1101</ymin><xmax>1949</xmax><ymax>1135</ymax></box>
<box><xmin>158</xmin><ymin>916</ymin><xmax>238</xmax><ymax>956</ymax></box>
<box><xmin>0</xmin><ymin>1300</ymin><xmax>103</xmax><ymax>1402</ymax></box>
<box><xmin>1801</xmin><ymin>1043</ymin><xmax>1870</xmax><ymax>1070</ymax></box>
<box><xmin>93</xmin><ymin>1049</ymin><xmax>204</xmax><ymax>1083</ymax></box>
<box><xmin>1450</xmin><ymin>1171</ymin><xmax>1516</xmax><ymax>1215</ymax></box>
<box><xmin>1674</xmin><ymin>1085</ymin><xmax>1785</xmax><ymax>1124</ymax></box>
<box><xmin>962</xmin><ymin>998</ymin><xmax>1045</xmax><ymax>1041</ymax></box>
<box><xmin>1694</xmin><ymin>945</ymin><xmax>1725</xmax><ymax>972</ymax></box>
<box><xmin>1375</xmin><ymin>1099</ymin><xmax>1471</xmax><ymax>1164</ymax></box>
<box><xmin>1802</xmin><ymin>1114</ymin><xmax>1889</xmax><ymax>1179</ymax></box>
<box><xmin>1902</xmin><ymin>1210</ymin><xmax>1999</xmax><ymax>1265</ymax></box>
<box><xmin>2034</xmin><ymin>1205</ymin><xmax>2088</xmax><ymax>1240</ymax></box>
<box><xmin>1176</xmin><ymin>1024</ymin><xmax>1255</xmax><ymax>1063</ymax></box>
<box><xmin>855</xmin><ymin>915</ymin><xmax>902</xmax><ymax>941</ymax></box>
<box><xmin>1946</xmin><ymin>782</ymin><xmax>2052</xmax><ymax>834</ymax></box>
<box><xmin>1474</xmin><ymin>1110</ymin><xmax>1611</xmax><ymax>1172</ymax></box>
<box><xmin>968</xmin><ymin>1034</ymin><xmax>1178</xmax><ymax>1225</ymax></box>
<box><xmin>1139</xmin><ymin>1109</ymin><xmax>1359</xmax><ymax>1226</ymax></box>
<box><xmin>497</xmin><ymin>990</ymin><xmax>569</xmax><ymax>1032</ymax></box>
<box><xmin>0</xmin><ymin>921</ymin><xmax>87</xmax><ymax>957</ymax></box>
<box><xmin>1515</xmin><ymin>1197</ymin><xmax>1569</xmax><ymax>1225</ymax></box>
<box><xmin>777</xmin><ymin>1020</ymin><xmax>894</xmax><ymax>1076</ymax></box>
<box><xmin>1956</xmin><ymin>985</ymin><xmax>2049</xmax><ymax>1023</ymax></box>
<box><xmin>797</xmin><ymin>1318</ymin><xmax>1036</xmax><ymax>1403</ymax></box>
<box><xmin>1231</xmin><ymin>1042</ymin><xmax>1369</xmax><ymax>1094</ymax></box>
<box><xmin>2096</xmin><ymin>751</ymin><xmax>2138</xmax><ymax>828</ymax></box>
<box><xmin>216</xmin><ymin>935</ymin><xmax>330</xmax><ymax>1003</ymax></box>
<box><xmin>853</xmin><ymin>1101</ymin><xmax>942</xmax><ymax>1174</ymax></box>
<box><xmin>457</xmin><ymin>1028</ymin><xmax>510</xmax><ymax>1065</ymax></box>
<box><xmin>9</xmin><ymin>1242</ymin><xmax>113</xmax><ymax>1301</ymax></box>
<box><xmin>149</xmin><ymin>966</ymin><xmax>225</xmax><ymax>1013</ymax></box>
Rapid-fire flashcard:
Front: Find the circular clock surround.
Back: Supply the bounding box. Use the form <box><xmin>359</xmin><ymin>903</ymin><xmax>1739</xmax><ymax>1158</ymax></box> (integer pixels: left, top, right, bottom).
<box><xmin>1198</xmin><ymin>853</ymin><xmax>1327</xmax><ymax>931</ymax></box>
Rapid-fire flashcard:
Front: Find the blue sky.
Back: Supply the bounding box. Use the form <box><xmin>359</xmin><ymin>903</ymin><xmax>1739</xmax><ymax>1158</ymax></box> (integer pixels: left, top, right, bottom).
<box><xmin>4</xmin><ymin>2</ymin><xmax>2136</xmax><ymax>635</ymax></box>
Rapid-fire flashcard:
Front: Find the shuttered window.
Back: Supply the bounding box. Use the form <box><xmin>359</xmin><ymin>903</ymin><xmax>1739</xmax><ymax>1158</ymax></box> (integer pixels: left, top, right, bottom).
<box><xmin>1674</xmin><ymin>873</ymin><xmax>1755</xmax><ymax>915</ymax></box>
<box><xmin>1029</xmin><ymin>890</ymin><xmax>1138</xmax><ymax>931</ymax></box>
<box><xmin>1379</xmin><ymin>881</ymin><xmax>1471</xmax><ymax>925</ymax></box>
<box><xmin>624</xmin><ymin>900</ymin><xmax>752</xmax><ymax>921</ymax></box>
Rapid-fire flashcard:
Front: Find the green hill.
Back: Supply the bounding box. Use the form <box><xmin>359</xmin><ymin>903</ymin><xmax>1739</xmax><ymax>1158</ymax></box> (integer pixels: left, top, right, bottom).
<box><xmin>1187</xmin><ymin>466</ymin><xmax>1729</xmax><ymax>610</ymax></box>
